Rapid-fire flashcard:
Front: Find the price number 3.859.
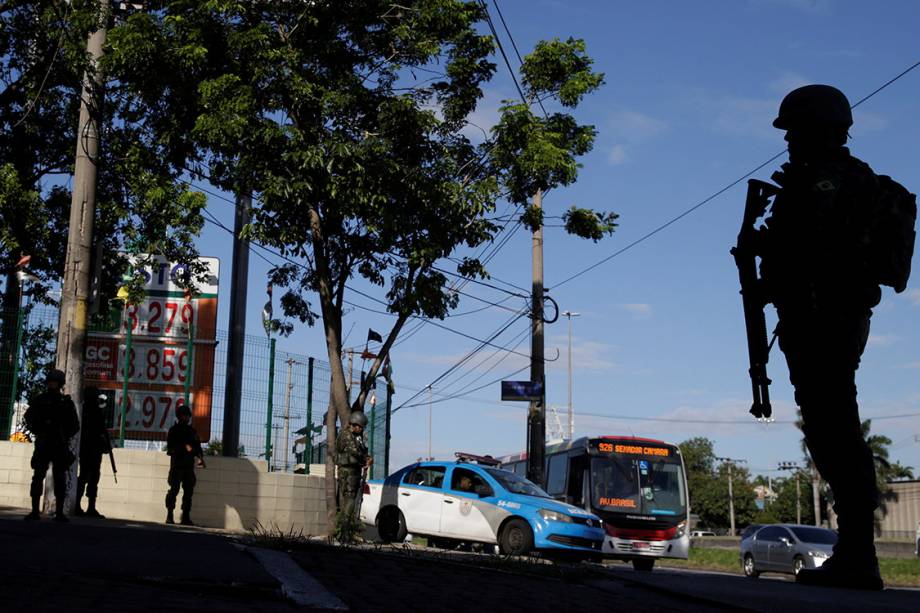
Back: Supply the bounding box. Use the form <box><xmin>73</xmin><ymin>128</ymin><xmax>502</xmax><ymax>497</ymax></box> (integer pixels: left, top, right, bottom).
<box><xmin>118</xmin><ymin>343</ymin><xmax>192</xmax><ymax>385</ymax></box>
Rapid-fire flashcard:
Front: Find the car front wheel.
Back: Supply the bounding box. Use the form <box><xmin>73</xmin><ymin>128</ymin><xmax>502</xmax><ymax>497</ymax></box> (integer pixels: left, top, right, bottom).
<box><xmin>793</xmin><ymin>555</ymin><xmax>805</xmax><ymax>576</ymax></box>
<box><xmin>743</xmin><ymin>553</ymin><xmax>760</xmax><ymax>578</ymax></box>
<box><xmin>499</xmin><ymin>518</ymin><xmax>534</xmax><ymax>556</ymax></box>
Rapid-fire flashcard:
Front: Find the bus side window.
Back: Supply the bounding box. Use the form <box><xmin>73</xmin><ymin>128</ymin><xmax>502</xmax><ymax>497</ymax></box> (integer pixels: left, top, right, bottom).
<box><xmin>546</xmin><ymin>454</ymin><xmax>567</xmax><ymax>496</ymax></box>
<box><xmin>567</xmin><ymin>454</ymin><xmax>589</xmax><ymax>507</ymax></box>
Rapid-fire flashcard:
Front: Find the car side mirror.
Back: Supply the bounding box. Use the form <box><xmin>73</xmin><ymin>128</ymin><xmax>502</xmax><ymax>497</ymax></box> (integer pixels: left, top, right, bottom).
<box><xmin>475</xmin><ymin>485</ymin><xmax>492</xmax><ymax>498</ymax></box>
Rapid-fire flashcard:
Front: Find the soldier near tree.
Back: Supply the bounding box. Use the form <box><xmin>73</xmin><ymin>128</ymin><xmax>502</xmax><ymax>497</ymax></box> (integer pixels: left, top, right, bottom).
<box><xmin>164</xmin><ymin>404</ymin><xmax>205</xmax><ymax>525</ymax></box>
<box><xmin>23</xmin><ymin>369</ymin><xmax>80</xmax><ymax>522</ymax></box>
<box><xmin>75</xmin><ymin>386</ymin><xmax>113</xmax><ymax>518</ymax></box>
<box><xmin>757</xmin><ymin>84</ymin><xmax>916</xmax><ymax>590</ymax></box>
<box><xmin>334</xmin><ymin>411</ymin><xmax>373</xmax><ymax>539</ymax></box>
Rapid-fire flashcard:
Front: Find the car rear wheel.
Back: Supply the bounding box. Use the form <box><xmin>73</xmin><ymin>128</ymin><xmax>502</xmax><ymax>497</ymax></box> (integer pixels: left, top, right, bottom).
<box><xmin>793</xmin><ymin>555</ymin><xmax>805</xmax><ymax>576</ymax></box>
<box><xmin>632</xmin><ymin>558</ymin><xmax>655</xmax><ymax>572</ymax></box>
<box><xmin>499</xmin><ymin>518</ymin><xmax>534</xmax><ymax>556</ymax></box>
<box><xmin>377</xmin><ymin>507</ymin><xmax>407</xmax><ymax>543</ymax></box>
<box><xmin>743</xmin><ymin>553</ymin><xmax>760</xmax><ymax>578</ymax></box>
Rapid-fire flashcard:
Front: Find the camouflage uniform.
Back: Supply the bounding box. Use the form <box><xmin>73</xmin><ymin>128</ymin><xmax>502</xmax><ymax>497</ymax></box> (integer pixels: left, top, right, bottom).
<box><xmin>24</xmin><ymin>390</ymin><xmax>80</xmax><ymax>513</ymax></box>
<box><xmin>335</xmin><ymin>427</ymin><xmax>369</xmax><ymax>517</ymax></box>
<box><xmin>759</xmin><ymin>148</ymin><xmax>882</xmax><ymax>560</ymax></box>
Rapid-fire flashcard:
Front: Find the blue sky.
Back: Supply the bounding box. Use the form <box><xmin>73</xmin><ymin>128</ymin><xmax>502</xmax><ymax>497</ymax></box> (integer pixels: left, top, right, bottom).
<box><xmin>194</xmin><ymin>1</ymin><xmax>920</xmax><ymax>479</ymax></box>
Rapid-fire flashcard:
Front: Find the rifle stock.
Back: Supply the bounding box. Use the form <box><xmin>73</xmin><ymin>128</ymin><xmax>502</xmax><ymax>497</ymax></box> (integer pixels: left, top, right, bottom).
<box><xmin>732</xmin><ymin>179</ymin><xmax>779</xmax><ymax>419</ymax></box>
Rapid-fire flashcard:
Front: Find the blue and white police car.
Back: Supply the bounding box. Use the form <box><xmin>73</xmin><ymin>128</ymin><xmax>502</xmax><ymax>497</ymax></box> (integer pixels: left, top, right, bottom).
<box><xmin>360</xmin><ymin>453</ymin><xmax>605</xmax><ymax>558</ymax></box>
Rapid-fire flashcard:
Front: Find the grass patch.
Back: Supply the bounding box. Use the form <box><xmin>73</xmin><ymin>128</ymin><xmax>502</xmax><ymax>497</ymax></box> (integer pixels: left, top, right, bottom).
<box><xmin>657</xmin><ymin>547</ymin><xmax>920</xmax><ymax>587</ymax></box>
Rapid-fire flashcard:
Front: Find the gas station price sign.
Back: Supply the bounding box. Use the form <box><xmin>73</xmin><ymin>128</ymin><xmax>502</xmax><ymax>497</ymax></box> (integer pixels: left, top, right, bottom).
<box><xmin>85</xmin><ymin>256</ymin><xmax>219</xmax><ymax>441</ymax></box>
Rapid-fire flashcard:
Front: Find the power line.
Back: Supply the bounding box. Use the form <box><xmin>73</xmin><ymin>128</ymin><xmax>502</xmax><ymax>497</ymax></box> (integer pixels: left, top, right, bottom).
<box><xmin>397</xmin><ymin>363</ymin><xmax>530</xmax><ymax>411</ymax></box>
<box><xmin>553</xmin><ymin>59</ymin><xmax>920</xmax><ymax>289</ymax></box>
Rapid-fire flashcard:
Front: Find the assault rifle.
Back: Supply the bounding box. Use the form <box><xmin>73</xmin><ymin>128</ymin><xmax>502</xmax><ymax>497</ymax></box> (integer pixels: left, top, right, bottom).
<box><xmin>731</xmin><ymin>179</ymin><xmax>779</xmax><ymax>419</ymax></box>
<box><xmin>354</xmin><ymin>466</ymin><xmax>368</xmax><ymax>521</ymax></box>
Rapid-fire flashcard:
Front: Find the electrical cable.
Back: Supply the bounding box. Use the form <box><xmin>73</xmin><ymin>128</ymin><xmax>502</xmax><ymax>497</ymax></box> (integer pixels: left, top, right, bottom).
<box><xmin>553</xmin><ymin>59</ymin><xmax>920</xmax><ymax>289</ymax></box>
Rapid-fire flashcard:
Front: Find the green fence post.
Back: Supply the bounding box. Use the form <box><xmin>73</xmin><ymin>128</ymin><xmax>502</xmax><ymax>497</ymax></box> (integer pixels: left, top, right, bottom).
<box><xmin>369</xmin><ymin>397</ymin><xmax>376</xmax><ymax>480</ymax></box>
<box><xmin>306</xmin><ymin>357</ymin><xmax>314</xmax><ymax>475</ymax></box>
<box><xmin>183</xmin><ymin>322</ymin><xmax>195</xmax><ymax>409</ymax></box>
<box><xmin>5</xmin><ymin>298</ymin><xmax>25</xmax><ymax>436</ymax></box>
<box><xmin>264</xmin><ymin>337</ymin><xmax>276</xmax><ymax>471</ymax></box>
<box><xmin>118</xmin><ymin>308</ymin><xmax>133</xmax><ymax>447</ymax></box>
<box><xmin>384</xmin><ymin>384</ymin><xmax>392</xmax><ymax>477</ymax></box>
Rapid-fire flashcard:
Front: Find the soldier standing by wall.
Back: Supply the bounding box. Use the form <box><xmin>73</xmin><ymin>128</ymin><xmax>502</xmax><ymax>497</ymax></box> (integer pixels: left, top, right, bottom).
<box><xmin>164</xmin><ymin>404</ymin><xmax>205</xmax><ymax>525</ymax></box>
<box><xmin>334</xmin><ymin>411</ymin><xmax>373</xmax><ymax>539</ymax></box>
<box><xmin>758</xmin><ymin>84</ymin><xmax>916</xmax><ymax>590</ymax></box>
<box><xmin>23</xmin><ymin>369</ymin><xmax>80</xmax><ymax>521</ymax></box>
<box><xmin>75</xmin><ymin>386</ymin><xmax>113</xmax><ymax>518</ymax></box>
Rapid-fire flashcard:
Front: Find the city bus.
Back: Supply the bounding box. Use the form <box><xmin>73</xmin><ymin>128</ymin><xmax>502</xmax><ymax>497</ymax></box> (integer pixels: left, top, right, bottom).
<box><xmin>498</xmin><ymin>436</ymin><xmax>689</xmax><ymax>570</ymax></box>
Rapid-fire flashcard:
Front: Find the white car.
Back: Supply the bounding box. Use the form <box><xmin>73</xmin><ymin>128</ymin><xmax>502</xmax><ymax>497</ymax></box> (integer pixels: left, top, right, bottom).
<box><xmin>691</xmin><ymin>530</ymin><xmax>716</xmax><ymax>537</ymax></box>
<box><xmin>360</xmin><ymin>460</ymin><xmax>604</xmax><ymax>557</ymax></box>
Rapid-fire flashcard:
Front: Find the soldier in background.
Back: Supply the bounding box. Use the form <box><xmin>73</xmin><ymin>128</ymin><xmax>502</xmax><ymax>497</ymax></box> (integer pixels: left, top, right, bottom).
<box><xmin>335</xmin><ymin>411</ymin><xmax>373</xmax><ymax>525</ymax></box>
<box><xmin>75</xmin><ymin>386</ymin><xmax>112</xmax><ymax>518</ymax></box>
<box><xmin>758</xmin><ymin>84</ymin><xmax>911</xmax><ymax>590</ymax></box>
<box><xmin>164</xmin><ymin>404</ymin><xmax>205</xmax><ymax>525</ymax></box>
<box><xmin>23</xmin><ymin>369</ymin><xmax>80</xmax><ymax>522</ymax></box>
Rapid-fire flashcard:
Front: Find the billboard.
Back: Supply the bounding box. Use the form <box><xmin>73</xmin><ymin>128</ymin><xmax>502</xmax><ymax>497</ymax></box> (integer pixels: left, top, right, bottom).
<box><xmin>85</xmin><ymin>256</ymin><xmax>219</xmax><ymax>441</ymax></box>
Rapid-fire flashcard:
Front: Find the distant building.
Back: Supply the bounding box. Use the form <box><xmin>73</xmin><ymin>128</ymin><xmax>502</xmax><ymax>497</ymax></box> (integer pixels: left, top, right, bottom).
<box><xmin>878</xmin><ymin>480</ymin><xmax>920</xmax><ymax>540</ymax></box>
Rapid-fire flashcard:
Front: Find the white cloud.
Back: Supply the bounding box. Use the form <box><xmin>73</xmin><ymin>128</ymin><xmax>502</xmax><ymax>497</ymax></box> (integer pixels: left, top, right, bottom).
<box><xmin>620</xmin><ymin>303</ymin><xmax>652</xmax><ymax>319</ymax></box>
<box><xmin>607</xmin><ymin>144</ymin><xmax>628</xmax><ymax>166</ymax></box>
<box><xmin>769</xmin><ymin>72</ymin><xmax>811</xmax><ymax>95</ymax></box>
<box><xmin>546</xmin><ymin>336</ymin><xmax>618</xmax><ymax>373</ymax></box>
<box><xmin>867</xmin><ymin>334</ymin><xmax>900</xmax><ymax>348</ymax></box>
<box><xmin>904</xmin><ymin>288</ymin><xmax>920</xmax><ymax>306</ymax></box>
<box><xmin>605</xmin><ymin>110</ymin><xmax>669</xmax><ymax>143</ymax></box>
<box><xmin>754</xmin><ymin>0</ymin><xmax>830</xmax><ymax>13</ymax></box>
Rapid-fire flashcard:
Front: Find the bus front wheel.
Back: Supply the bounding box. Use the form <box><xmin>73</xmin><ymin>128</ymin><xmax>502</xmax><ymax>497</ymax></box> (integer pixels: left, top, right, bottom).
<box><xmin>632</xmin><ymin>558</ymin><xmax>655</xmax><ymax>572</ymax></box>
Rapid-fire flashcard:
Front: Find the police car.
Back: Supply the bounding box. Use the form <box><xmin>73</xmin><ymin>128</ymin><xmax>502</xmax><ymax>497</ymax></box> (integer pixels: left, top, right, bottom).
<box><xmin>360</xmin><ymin>453</ymin><xmax>605</xmax><ymax>557</ymax></box>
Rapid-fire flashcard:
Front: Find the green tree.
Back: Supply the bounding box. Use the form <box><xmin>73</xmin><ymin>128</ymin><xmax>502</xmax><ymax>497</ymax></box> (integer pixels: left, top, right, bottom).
<box><xmin>1</xmin><ymin>2</ymin><xmax>209</xmax><ymax>435</ymax></box>
<box><xmin>105</xmin><ymin>1</ymin><xmax>616</xmax><ymax>531</ymax></box>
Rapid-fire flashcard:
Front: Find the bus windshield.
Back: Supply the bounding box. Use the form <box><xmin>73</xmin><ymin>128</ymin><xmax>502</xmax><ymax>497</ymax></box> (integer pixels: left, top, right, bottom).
<box><xmin>485</xmin><ymin>468</ymin><xmax>550</xmax><ymax>498</ymax></box>
<box><xmin>591</xmin><ymin>456</ymin><xmax>686</xmax><ymax>516</ymax></box>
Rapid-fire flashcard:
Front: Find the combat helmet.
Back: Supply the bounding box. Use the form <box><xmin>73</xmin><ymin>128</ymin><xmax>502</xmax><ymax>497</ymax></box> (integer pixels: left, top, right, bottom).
<box><xmin>773</xmin><ymin>84</ymin><xmax>853</xmax><ymax>130</ymax></box>
<box><xmin>46</xmin><ymin>369</ymin><xmax>66</xmax><ymax>385</ymax></box>
<box><xmin>348</xmin><ymin>411</ymin><xmax>368</xmax><ymax>427</ymax></box>
<box><xmin>176</xmin><ymin>404</ymin><xmax>192</xmax><ymax>418</ymax></box>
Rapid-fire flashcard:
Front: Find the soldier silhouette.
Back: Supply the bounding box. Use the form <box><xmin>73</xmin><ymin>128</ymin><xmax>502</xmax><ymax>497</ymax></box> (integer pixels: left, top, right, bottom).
<box><xmin>757</xmin><ymin>84</ymin><xmax>916</xmax><ymax>590</ymax></box>
<box><xmin>23</xmin><ymin>369</ymin><xmax>80</xmax><ymax>521</ymax></box>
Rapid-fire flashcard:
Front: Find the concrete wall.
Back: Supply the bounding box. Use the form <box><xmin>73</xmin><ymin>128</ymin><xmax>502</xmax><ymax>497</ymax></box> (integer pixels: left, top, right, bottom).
<box><xmin>879</xmin><ymin>480</ymin><xmax>920</xmax><ymax>541</ymax></box>
<box><xmin>0</xmin><ymin>441</ymin><xmax>328</xmax><ymax>535</ymax></box>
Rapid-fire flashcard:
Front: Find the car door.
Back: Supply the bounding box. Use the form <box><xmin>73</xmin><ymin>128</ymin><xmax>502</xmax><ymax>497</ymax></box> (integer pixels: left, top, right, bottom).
<box><xmin>769</xmin><ymin>527</ymin><xmax>797</xmax><ymax>572</ymax></box>
<box><xmin>753</xmin><ymin>527</ymin><xmax>781</xmax><ymax>570</ymax></box>
<box><xmin>439</xmin><ymin>467</ymin><xmax>498</xmax><ymax>543</ymax></box>
<box><xmin>398</xmin><ymin>465</ymin><xmax>447</xmax><ymax>536</ymax></box>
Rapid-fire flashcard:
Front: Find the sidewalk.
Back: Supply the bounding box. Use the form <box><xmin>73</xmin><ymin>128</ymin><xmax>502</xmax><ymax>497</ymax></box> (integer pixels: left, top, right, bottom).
<box><xmin>2</xmin><ymin>506</ymin><xmax>917</xmax><ymax>612</ymax></box>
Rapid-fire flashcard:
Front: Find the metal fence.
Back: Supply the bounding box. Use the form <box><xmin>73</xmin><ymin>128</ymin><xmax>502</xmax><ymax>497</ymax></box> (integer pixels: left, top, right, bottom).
<box><xmin>0</xmin><ymin>304</ymin><xmax>391</xmax><ymax>477</ymax></box>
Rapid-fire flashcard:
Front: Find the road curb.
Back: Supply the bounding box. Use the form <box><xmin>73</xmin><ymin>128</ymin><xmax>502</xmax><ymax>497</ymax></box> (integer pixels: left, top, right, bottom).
<box><xmin>248</xmin><ymin>547</ymin><xmax>348</xmax><ymax>610</ymax></box>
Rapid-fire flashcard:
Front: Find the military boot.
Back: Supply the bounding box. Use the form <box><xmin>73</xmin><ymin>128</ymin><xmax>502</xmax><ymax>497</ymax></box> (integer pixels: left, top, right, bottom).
<box><xmin>24</xmin><ymin>496</ymin><xmax>41</xmax><ymax>521</ymax></box>
<box><xmin>84</xmin><ymin>498</ymin><xmax>104</xmax><ymax>519</ymax></box>
<box><xmin>180</xmin><ymin>512</ymin><xmax>195</xmax><ymax>526</ymax></box>
<box><xmin>54</xmin><ymin>499</ymin><xmax>68</xmax><ymax>522</ymax></box>
<box><xmin>796</xmin><ymin>553</ymin><xmax>883</xmax><ymax>590</ymax></box>
<box><xmin>166</xmin><ymin>510</ymin><xmax>175</xmax><ymax>524</ymax></box>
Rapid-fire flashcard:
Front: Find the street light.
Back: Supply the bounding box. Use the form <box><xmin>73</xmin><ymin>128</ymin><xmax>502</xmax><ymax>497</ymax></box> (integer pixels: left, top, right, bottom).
<box><xmin>716</xmin><ymin>456</ymin><xmax>747</xmax><ymax>536</ymax></box>
<box><xmin>778</xmin><ymin>461</ymin><xmax>803</xmax><ymax>525</ymax></box>
<box><xmin>561</xmin><ymin>311</ymin><xmax>580</xmax><ymax>441</ymax></box>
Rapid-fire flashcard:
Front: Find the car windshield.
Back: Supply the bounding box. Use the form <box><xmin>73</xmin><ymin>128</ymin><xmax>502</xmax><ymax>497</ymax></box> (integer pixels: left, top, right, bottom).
<box><xmin>790</xmin><ymin>527</ymin><xmax>838</xmax><ymax>545</ymax></box>
<box><xmin>590</xmin><ymin>456</ymin><xmax>686</xmax><ymax>516</ymax></box>
<box><xmin>484</xmin><ymin>468</ymin><xmax>550</xmax><ymax>498</ymax></box>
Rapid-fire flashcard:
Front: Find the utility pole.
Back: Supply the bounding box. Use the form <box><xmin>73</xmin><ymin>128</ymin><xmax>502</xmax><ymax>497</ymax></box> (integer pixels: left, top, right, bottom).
<box><xmin>56</xmin><ymin>0</ymin><xmax>109</xmax><ymax>512</ymax></box>
<box><xmin>222</xmin><ymin>193</ymin><xmax>251</xmax><ymax>457</ymax></box>
<box><xmin>527</xmin><ymin>190</ymin><xmax>546</xmax><ymax>487</ymax></box>
<box><xmin>811</xmin><ymin>468</ymin><xmax>821</xmax><ymax>527</ymax></box>
<box><xmin>282</xmin><ymin>358</ymin><xmax>298</xmax><ymax>472</ymax></box>
<box><xmin>779</xmin><ymin>461</ymin><xmax>802</xmax><ymax>525</ymax></box>
<box><xmin>561</xmin><ymin>310</ymin><xmax>579</xmax><ymax>440</ymax></box>
<box><xmin>427</xmin><ymin>385</ymin><xmax>433</xmax><ymax>461</ymax></box>
<box><xmin>717</xmin><ymin>456</ymin><xmax>746</xmax><ymax>536</ymax></box>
